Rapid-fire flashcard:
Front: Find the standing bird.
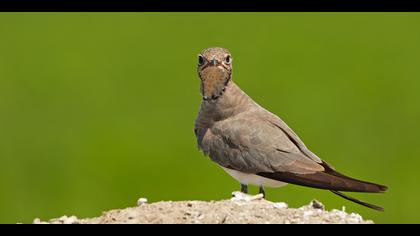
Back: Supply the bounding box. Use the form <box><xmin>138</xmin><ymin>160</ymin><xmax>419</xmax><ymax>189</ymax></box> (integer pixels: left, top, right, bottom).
<box><xmin>194</xmin><ymin>47</ymin><xmax>387</xmax><ymax>211</ymax></box>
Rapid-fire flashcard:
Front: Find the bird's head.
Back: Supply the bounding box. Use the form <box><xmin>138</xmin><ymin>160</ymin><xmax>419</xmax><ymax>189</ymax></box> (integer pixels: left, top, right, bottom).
<box><xmin>197</xmin><ymin>47</ymin><xmax>232</xmax><ymax>100</ymax></box>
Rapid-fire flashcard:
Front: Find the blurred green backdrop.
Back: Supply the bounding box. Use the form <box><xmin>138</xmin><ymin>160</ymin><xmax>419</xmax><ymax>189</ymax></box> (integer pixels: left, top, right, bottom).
<box><xmin>0</xmin><ymin>13</ymin><xmax>419</xmax><ymax>224</ymax></box>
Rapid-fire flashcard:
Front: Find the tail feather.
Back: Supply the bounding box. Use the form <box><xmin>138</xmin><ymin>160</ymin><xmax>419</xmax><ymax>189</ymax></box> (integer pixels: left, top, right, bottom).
<box><xmin>331</xmin><ymin>190</ymin><xmax>384</xmax><ymax>211</ymax></box>
<box><xmin>321</xmin><ymin>161</ymin><xmax>388</xmax><ymax>193</ymax></box>
<box><xmin>257</xmin><ymin>161</ymin><xmax>388</xmax><ymax>210</ymax></box>
<box><xmin>258</xmin><ymin>170</ymin><xmax>388</xmax><ymax>193</ymax></box>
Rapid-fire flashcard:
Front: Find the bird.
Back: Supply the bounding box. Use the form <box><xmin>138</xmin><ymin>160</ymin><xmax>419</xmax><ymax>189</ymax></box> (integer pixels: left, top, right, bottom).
<box><xmin>194</xmin><ymin>47</ymin><xmax>388</xmax><ymax>211</ymax></box>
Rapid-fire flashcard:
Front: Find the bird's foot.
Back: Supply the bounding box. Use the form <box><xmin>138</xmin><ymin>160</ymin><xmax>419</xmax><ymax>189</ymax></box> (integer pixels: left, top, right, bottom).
<box><xmin>231</xmin><ymin>191</ymin><xmax>264</xmax><ymax>202</ymax></box>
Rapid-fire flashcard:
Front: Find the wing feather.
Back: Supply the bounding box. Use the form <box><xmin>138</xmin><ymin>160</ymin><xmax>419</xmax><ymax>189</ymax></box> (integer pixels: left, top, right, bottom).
<box><xmin>200</xmin><ymin>115</ymin><xmax>324</xmax><ymax>174</ymax></box>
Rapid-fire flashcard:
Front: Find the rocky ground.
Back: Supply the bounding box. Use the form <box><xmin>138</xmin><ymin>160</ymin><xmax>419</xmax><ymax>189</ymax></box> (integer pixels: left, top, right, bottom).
<box><xmin>32</xmin><ymin>192</ymin><xmax>373</xmax><ymax>224</ymax></box>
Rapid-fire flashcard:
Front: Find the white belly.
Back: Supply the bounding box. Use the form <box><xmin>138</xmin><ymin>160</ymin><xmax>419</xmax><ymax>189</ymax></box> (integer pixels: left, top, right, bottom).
<box><xmin>221</xmin><ymin>167</ymin><xmax>288</xmax><ymax>188</ymax></box>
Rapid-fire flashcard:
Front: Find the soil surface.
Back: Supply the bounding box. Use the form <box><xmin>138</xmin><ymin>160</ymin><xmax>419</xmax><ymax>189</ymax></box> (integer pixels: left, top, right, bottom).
<box><xmin>32</xmin><ymin>192</ymin><xmax>373</xmax><ymax>224</ymax></box>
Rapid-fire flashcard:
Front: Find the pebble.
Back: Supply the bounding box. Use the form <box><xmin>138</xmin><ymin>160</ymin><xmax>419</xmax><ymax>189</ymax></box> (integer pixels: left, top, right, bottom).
<box><xmin>62</xmin><ymin>216</ymin><xmax>79</xmax><ymax>224</ymax></box>
<box><xmin>273</xmin><ymin>202</ymin><xmax>288</xmax><ymax>209</ymax></box>
<box><xmin>33</xmin><ymin>218</ymin><xmax>47</xmax><ymax>224</ymax></box>
<box><xmin>231</xmin><ymin>192</ymin><xmax>264</xmax><ymax>202</ymax></box>
<box><xmin>310</xmin><ymin>200</ymin><xmax>325</xmax><ymax>210</ymax></box>
<box><xmin>137</xmin><ymin>198</ymin><xmax>148</xmax><ymax>206</ymax></box>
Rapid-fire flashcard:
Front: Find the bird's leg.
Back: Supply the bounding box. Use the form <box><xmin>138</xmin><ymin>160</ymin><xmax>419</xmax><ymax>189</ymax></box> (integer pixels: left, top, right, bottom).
<box><xmin>259</xmin><ymin>186</ymin><xmax>265</xmax><ymax>198</ymax></box>
<box><xmin>240</xmin><ymin>184</ymin><xmax>248</xmax><ymax>194</ymax></box>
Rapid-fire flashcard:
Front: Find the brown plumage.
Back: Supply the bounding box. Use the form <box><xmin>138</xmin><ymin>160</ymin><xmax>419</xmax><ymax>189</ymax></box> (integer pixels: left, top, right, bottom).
<box><xmin>194</xmin><ymin>47</ymin><xmax>388</xmax><ymax>211</ymax></box>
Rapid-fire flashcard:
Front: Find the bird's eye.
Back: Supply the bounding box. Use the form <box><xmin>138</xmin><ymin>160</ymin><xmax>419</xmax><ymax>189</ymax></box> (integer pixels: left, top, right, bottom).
<box><xmin>224</xmin><ymin>55</ymin><xmax>232</xmax><ymax>64</ymax></box>
<box><xmin>198</xmin><ymin>55</ymin><xmax>205</xmax><ymax>66</ymax></box>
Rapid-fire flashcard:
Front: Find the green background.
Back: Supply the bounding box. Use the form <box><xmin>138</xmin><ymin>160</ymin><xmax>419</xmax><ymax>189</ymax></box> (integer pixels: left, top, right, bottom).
<box><xmin>0</xmin><ymin>13</ymin><xmax>419</xmax><ymax>224</ymax></box>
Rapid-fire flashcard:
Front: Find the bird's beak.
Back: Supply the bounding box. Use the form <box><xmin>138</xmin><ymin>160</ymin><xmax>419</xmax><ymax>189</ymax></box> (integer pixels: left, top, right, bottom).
<box><xmin>210</xmin><ymin>58</ymin><xmax>217</xmax><ymax>66</ymax></box>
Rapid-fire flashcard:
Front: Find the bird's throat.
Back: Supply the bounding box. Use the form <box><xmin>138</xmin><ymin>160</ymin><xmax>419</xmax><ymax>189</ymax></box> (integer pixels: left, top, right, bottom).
<box><xmin>200</xmin><ymin>67</ymin><xmax>231</xmax><ymax>100</ymax></box>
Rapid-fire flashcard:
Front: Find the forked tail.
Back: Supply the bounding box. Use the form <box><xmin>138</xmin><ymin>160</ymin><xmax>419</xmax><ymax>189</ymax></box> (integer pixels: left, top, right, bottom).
<box><xmin>330</xmin><ymin>190</ymin><xmax>384</xmax><ymax>211</ymax></box>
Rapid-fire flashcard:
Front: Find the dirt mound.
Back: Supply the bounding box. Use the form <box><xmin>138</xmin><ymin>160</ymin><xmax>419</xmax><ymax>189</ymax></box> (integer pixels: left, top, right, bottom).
<box><xmin>32</xmin><ymin>192</ymin><xmax>373</xmax><ymax>224</ymax></box>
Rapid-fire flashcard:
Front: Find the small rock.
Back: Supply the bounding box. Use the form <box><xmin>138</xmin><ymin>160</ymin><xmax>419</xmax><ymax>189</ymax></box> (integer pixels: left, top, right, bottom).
<box><xmin>49</xmin><ymin>215</ymin><xmax>79</xmax><ymax>224</ymax></box>
<box><xmin>63</xmin><ymin>216</ymin><xmax>79</xmax><ymax>224</ymax></box>
<box><xmin>331</xmin><ymin>209</ymin><xmax>347</xmax><ymax>220</ymax></box>
<box><xmin>310</xmin><ymin>200</ymin><xmax>324</xmax><ymax>210</ymax></box>
<box><xmin>231</xmin><ymin>191</ymin><xmax>264</xmax><ymax>202</ymax></box>
<box><xmin>33</xmin><ymin>218</ymin><xmax>47</xmax><ymax>224</ymax></box>
<box><xmin>273</xmin><ymin>202</ymin><xmax>288</xmax><ymax>209</ymax></box>
<box><xmin>349</xmin><ymin>213</ymin><xmax>363</xmax><ymax>221</ymax></box>
<box><xmin>137</xmin><ymin>198</ymin><xmax>148</xmax><ymax>206</ymax></box>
